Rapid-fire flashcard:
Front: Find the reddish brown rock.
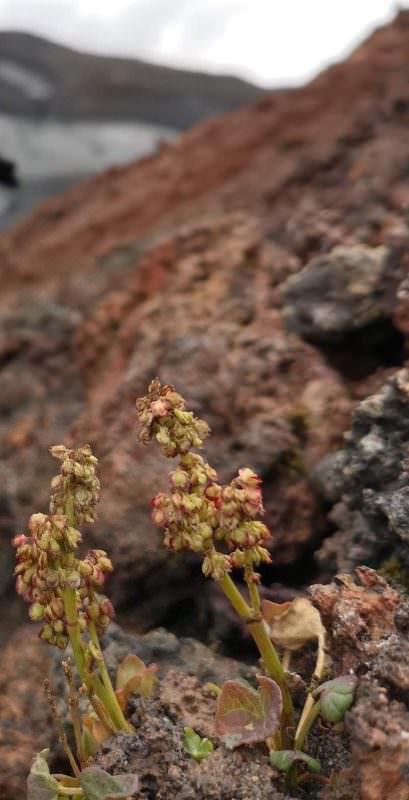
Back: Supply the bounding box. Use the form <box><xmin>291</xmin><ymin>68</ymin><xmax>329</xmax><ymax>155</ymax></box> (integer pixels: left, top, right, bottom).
<box><xmin>311</xmin><ymin>568</ymin><xmax>409</xmax><ymax>800</ymax></box>
<box><xmin>67</xmin><ymin>212</ymin><xmax>351</xmax><ymax>611</ymax></box>
<box><xmin>0</xmin><ymin>627</ymin><xmax>51</xmax><ymax>800</ymax></box>
<box><xmin>310</xmin><ymin>566</ymin><xmax>401</xmax><ymax>672</ymax></box>
<box><xmin>2</xmin><ymin>12</ymin><xmax>409</xmax><ymax>638</ymax></box>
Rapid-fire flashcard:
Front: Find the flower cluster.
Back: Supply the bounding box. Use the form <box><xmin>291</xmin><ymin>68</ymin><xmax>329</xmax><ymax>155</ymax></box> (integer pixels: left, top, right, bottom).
<box><xmin>13</xmin><ymin>447</ymin><xmax>113</xmax><ymax>649</ymax></box>
<box><xmin>136</xmin><ymin>378</ymin><xmax>210</xmax><ymax>456</ymax></box>
<box><xmin>137</xmin><ymin>380</ymin><xmax>272</xmax><ymax>583</ymax></box>
<box><xmin>49</xmin><ymin>444</ymin><xmax>100</xmax><ymax>525</ymax></box>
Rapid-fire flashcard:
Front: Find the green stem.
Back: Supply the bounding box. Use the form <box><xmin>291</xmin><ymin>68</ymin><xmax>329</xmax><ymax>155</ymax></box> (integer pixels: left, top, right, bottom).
<box><xmin>56</xmin><ymin>786</ymin><xmax>84</xmax><ymax>796</ymax></box>
<box><xmin>285</xmin><ymin>764</ymin><xmax>299</xmax><ymax>794</ymax></box>
<box><xmin>89</xmin><ymin>693</ymin><xmax>117</xmax><ymax>735</ymax></box>
<box><xmin>62</xmin><ymin>499</ymin><xmax>87</xmax><ymax>684</ymax></box>
<box><xmin>62</xmin><ymin>496</ymin><xmax>130</xmax><ymax>732</ymax></box>
<box><xmin>88</xmin><ymin>621</ymin><xmax>133</xmax><ymax>732</ymax></box>
<box><xmin>295</xmin><ymin>633</ymin><xmax>326</xmax><ymax>744</ymax></box>
<box><xmin>294</xmin><ymin>699</ymin><xmax>321</xmax><ymax>752</ymax></box>
<box><xmin>218</xmin><ymin>574</ymin><xmax>294</xmax><ymax>740</ymax></box>
<box><xmin>62</xmin><ymin>587</ymin><xmax>86</xmax><ymax>684</ymax></box>
<box><xmin>248</xmin><ymin>581</ymin><xmax>261</xmax><ymax>614</ymax></box>
<box><xmin>62</xmin><ymin>591</ymin><xmax>106</xmax><ymax>702</ymax></box>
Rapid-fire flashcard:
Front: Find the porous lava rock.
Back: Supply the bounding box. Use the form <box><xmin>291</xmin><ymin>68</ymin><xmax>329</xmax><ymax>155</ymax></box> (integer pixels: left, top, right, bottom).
<box><xmin>71</xmin><ymin>211</ymin><xmax>351</xmax><ymax>607</ymax></box>
<box><xmin>0</xmin><ymin>627</ymin><xmax>51</xmax><ymax>800</ymax></box>
<box><xmin>315</xmin><ymin>369</ymin><xmax>409</xmax><ymax>574</ymax></box>
<box><xmin>0</xmin><ymin>211</ymin><xmax>352</xmax><ymax>632</ymax></box>
<box><xmin>3</xmin><ymin>13</ymin><xmax>409</xmax><ymax>635</ymax></box>
<box><xmin>282</xmin><ymin>244</ymin><xmax>400</xmax><ymax>342</ymax></box>
<box><xmin>311</xmin><ymin>568</ymin><xmax>409</xmax><ymax>800</ymax></box>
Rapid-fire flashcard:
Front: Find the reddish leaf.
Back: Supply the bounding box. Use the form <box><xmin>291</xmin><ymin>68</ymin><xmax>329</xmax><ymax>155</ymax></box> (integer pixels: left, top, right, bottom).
<box><xmin>215</xmin><ymin>675</ymin><xmax>282</xmax><ymax>749</ymax></box>
<box><xmin>116</xmin><ymin>654</ymin><xmax>157</xmax><ymax>709</ymax></box>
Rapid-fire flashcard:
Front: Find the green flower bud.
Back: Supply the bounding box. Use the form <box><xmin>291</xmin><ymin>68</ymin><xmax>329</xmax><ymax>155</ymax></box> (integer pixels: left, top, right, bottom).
<box><xmin>182</xmin><ymin>494</ymin><xmax>203</xmax><ymax>514</ymax></box>
<box><xmin>65</xmin><ymin>570</ymin><xmax>81</xmax><ymax>589</ymax></box>
<box><xmin>29</xmin><ymin>602</ymin><xmax>45</xmax><ymax>621</ymax></box>
<box><xmin>40</xmin><ymin>624</ymin><xmax>54</xmax><ymax>642</ymax></box>
<box><xmin>170</xmin><ymin>469</ymin><xmax>189</xmax><ymax>488</ymax></box>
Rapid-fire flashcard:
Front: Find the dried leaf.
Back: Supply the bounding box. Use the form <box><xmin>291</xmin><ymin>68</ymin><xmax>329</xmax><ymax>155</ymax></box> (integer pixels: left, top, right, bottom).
<box><xmin>262</xmin><ymin>597</ymin><xmax>325</xmax><ymax>652</ymax></box>
<box><xmin>27</xmin><ymin>750</ymin><xmax>60</xmax><ymax>800</ymax></box>
<box><xmin>183</xmin><ymin>727</ymin><xmax>214</xmax><ymax>761</ymax></box>
<box><xmin>116</xmin><ymin>654</ymin><xmax>157</xmax><ymax>709</ymax></box>
<box><xmin>215</xmin><ymin>675</ymin><xmax>282</xmax><ymax>749</ymax></box>
<box><xmin>83</xmin><ymin>713</ymin><xmax>111</xmax><ymax>747</ymax></box>
<box><xmin>314</xmin><ymin>675</ymin><xmax>358</xmax><ymax>723</ymax></box>
<box><xmin>80</xmin><ymin>766</ymin><xmax>139</xmax><ymax>800</ymax></box>
<box><xmin>270</xmin><ymin>749</ymin><xmax>321</xmax><ymax>774</ymax></box>
<box><xmin>82</xmin><ymin>723</ymin><xmax>98</xmax><ymax>757</ymax></box>
<box><xmin>116</xmin><ymin>654</ymin><xmax>147</xmax><ymax>690</ymax></box>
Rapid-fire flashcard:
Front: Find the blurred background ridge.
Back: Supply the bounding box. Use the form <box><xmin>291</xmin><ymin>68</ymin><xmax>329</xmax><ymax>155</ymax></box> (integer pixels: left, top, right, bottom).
<box><xmin>0</xmin><ymin>30</ymin><xmax>265</xmax><ymax>228</ymax></box>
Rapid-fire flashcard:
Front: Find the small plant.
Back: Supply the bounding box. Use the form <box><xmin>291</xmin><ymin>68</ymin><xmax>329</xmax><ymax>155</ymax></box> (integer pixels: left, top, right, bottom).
<box><xmin>136</xmin><ymin>379</ymin><xmax>357</xmax><ymax>790</ymax></box>
<box><xmin>13</xmin><ymin>445</ymin><xmax>155</xmax><ymax>798</ymax></box>
<box><xmin>183</xmin><ymin>727</ymin><xmax>214</xmax><ymax>761</ymax></box>
<box><xmin>13</xmin><ymin>383</ymin><xmax>357</xmax><ymax>796</ymax></box>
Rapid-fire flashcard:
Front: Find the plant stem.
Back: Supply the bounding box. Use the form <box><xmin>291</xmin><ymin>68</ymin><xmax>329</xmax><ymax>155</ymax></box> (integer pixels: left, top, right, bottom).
<box><xmin>295</xmin><ymin>632</ymin><xmax>326</xmax><ymax>745</ymax></box>
<box><xmin>282</xmin><ymin>650</ymin><xmax>291</xmax><ymax>672</ymax></box>
<box><xmin>88</xmin><ymin>620</ymin><xmax>133</xmax><ymax>732</ymax></box>
<box><xmin>56</xmin><ymin>786</ymin><xmax>84</xmax><ymax>796</ymax></box>
<box><xmin>90</xmin><ymin>694</ymin><xmax>117</xmax><ymax>735</ymax></box>
<box><xmin>217</xmin><ymin>574</ymin><xmax>294</xmax><ymax>739</ymax></box>
<box><xmin>63</xmin><ymin>660</ymin><xmax>87</xmax><ymax>768</ymax></box>
<box><xmin>44</xmin><ymin>679</ymin><xmax>81</xmax><ymax>779</ymax></box>
<box><xmin>62</xmin><ymin>497</ymin><xmax>87</xmax><ymax>684</ymax></box>
<box><xmin>248</xmin><ymin>581</ymin><xmax>261</xmax><ymax>614</ymax></box>
<box><xmin>63</xmin><ymin>495</ymin><xmax>130</xmax><ymax>733</ymax></box>
<box><xmin>285</xmin><ymin>764</ymin><xmax>299</xmax><ymax>794</ymax></box>
<box><xmin>247</xmin><ymin>616</ymin><xmax>294</xmax><ymax>740</ymax></box>
<box><xmin>62</xmin><ymin>587</ymin><xmax>86</xmax><ymax>684</ymax></box>
<box><xmin>294</xmin><ymin>700</ymin><xmax>321</xmax><ymax>751</ymax></box>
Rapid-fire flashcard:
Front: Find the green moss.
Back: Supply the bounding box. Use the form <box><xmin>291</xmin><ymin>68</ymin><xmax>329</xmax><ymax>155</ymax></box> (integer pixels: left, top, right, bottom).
<box><xmin>287</xmin><ymin>408</ymin><xmax>311</xmax><ymax>445</ymax></box>
<box><xmin>379</xmin><ymin>555</ymin><xmax>409</xmax><ymax>592</ymax></box>
<box><xmin>285</xmin><ymin>448</ymin><xmax>308</xmax><ymax>478</ymax></box>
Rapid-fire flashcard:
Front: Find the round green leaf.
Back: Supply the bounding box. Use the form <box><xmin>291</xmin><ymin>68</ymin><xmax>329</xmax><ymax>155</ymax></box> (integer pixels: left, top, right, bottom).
<box><xmin>183</xmin><ymin>727</ymin><xmax>214</xmax><ymax>761</ymax></box>
<box><xmin>270</xmin><ymin>750</ymin><xmax>321</xmax><ymax>774</ymax></box>
<box><xmin>314</xmin><ymin>675</ymin><xmax>357</xmax><ymax>723</ymax></box>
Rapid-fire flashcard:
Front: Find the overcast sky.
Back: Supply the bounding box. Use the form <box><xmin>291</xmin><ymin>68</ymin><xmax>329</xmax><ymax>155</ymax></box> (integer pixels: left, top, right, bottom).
<box><xmin>0</xmin><ymin>0</ymin><xmax>407</xmax><ymax>86</ymax></box>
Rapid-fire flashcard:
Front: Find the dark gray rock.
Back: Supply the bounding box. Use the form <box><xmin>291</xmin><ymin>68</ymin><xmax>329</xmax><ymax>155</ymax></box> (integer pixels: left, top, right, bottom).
<box><xmin>315</xmin><ymin>368</ymin><xmax>409</xmax><ymax>572</ymax></box>
<box><xmin>283</xmin><ymin>245</ymin><xmax>399</xmax><ymax>342</ymax></box>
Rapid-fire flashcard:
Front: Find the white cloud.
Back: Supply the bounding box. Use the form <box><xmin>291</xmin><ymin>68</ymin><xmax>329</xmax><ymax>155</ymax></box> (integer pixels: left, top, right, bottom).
<box><xmin>0</xmin><ymin>0</ymin><xmax>407</xmax><ymax>85</ymax></box>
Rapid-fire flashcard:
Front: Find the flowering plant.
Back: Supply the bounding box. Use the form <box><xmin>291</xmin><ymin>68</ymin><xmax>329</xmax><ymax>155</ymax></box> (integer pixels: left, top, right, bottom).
<box><xmin>136</xmin><ymin>379</ymin><xmax>357</xmax><ymax>789</ymax></box>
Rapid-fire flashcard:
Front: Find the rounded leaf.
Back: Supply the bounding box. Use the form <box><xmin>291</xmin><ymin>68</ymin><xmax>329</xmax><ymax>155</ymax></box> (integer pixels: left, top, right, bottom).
<box><xmin>314</xmin><ymin>675</ymin><xmax>357</xmax><ymax>723</ymax></box>
<box><xmin>216</xmin><ymin>675</ymin><xmax>282</xmax><ymax>749</ymax></box>
<box><xmin>183</xmin><ymin>727</ymin><xmax>214</xmax><ymax>761</ymax></box>
<box><xmin>80</xmin><ymin>767</ymin><xmax>139</xmax><ymax>800</ymax></box>
<box><xmin>270</xmin><ymin>750</ymin><xmax>321</xmax><ymax>774</ymax></box>
<box><xmin>27</xmin><ymin>750</ymin><xmax>60</xmax><ymax>800</ymax></box>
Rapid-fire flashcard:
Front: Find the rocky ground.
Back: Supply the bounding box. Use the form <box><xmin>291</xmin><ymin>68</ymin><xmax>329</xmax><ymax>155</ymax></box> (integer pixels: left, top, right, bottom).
<box><xmin>1</xmin><ymin>9</ymin><xmax>409</xmax><ymax>799</ymax></box>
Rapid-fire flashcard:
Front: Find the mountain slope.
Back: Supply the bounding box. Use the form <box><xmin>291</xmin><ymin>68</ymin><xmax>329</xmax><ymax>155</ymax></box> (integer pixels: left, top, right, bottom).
<box><xmin>0</xmin><ymin>31</ymin><xmax>264</xmax><ymax>129</ymax></box>
<box><xmin>2</xmin><ymin>10</ymin><xmax>409</xmax><ymax>288</ymax></box>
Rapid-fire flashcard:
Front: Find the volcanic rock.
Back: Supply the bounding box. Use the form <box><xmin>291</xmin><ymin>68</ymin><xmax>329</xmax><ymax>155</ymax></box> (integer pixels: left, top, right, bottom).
<box><xmin>315</xmin><ymin>369</ymin><xmax>409</xmax><ymax>574</ymax></box>
<box><xmin>2</xmin><ymin>11</ymin><xmax>409</xmax><ymax>637</ymax></box>
<box><xmin>282</xmin><ymin>244</ymin><xmax>400</xmax><ymax>342</ymax></box>
<box><xmin>311</xmin><ymin>568</ymin><xmax>409</xmax><ymax>800</ymax></box>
